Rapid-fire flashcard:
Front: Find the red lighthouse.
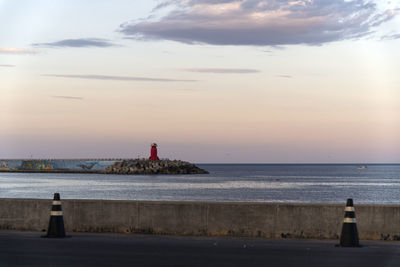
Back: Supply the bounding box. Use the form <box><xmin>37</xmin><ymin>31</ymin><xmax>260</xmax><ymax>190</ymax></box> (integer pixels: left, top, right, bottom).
<box><xmin>149</xmin><ymin>143</ymin><xmax>160</xmax><ymax>160</ymax></box>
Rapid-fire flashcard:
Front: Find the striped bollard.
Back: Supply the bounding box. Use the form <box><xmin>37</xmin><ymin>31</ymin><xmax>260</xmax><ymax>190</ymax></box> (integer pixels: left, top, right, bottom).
<box><xmin>339</xmin><ymin>198</ymin><xmax>360</xmax><ymax>247</ymax></box>
<box><xmin>44</xmin><ymin>193</ymin><xmax>66</xmax><ymax>238</ymax></box>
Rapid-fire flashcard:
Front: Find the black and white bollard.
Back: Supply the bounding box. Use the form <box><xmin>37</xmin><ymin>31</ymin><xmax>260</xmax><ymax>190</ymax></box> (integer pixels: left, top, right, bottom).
<box><xmin>339</xmin><ymin>198</ymin><xmax>360</xmax><ymax>247</ymax></box>
<box><xmin>44</xmin><ymin>193</ymin><xmax>66</xmax><ymax>238</ymax></box>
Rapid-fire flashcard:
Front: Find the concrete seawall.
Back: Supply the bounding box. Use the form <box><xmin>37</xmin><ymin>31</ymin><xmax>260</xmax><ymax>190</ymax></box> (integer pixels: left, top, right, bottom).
<box><xmin>0</xmin><ymin>199</ymin><xmax>399</xmax><ymax>240</ymax></box>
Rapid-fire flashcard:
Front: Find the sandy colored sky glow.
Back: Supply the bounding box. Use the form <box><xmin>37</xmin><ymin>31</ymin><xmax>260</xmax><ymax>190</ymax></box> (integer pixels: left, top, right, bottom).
<box><xmin>1</xmin><ymin>0</ymin><xmax>400</xmax><ymax>163</ymax></box>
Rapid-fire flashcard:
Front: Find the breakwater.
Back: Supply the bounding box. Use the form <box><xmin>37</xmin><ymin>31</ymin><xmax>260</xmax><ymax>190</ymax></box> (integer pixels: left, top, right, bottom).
<box><xmin>0</xmin><ymin>199</ymin><xmax>399</xmax><ymax>240</ymax></box>
<box><xmin>0</xmin><ymin>159</ymin><xmax>208</xmax><ymax>174</ymax></box>
<box><xmin>0</xmin><ymin>159</ymin><xmax>119</xmax><ymax>172</ymax></box>
<box><xmin>104</xmin><ymin>159</ymin><xmax>208</xmax><ymax>174</ymax></box>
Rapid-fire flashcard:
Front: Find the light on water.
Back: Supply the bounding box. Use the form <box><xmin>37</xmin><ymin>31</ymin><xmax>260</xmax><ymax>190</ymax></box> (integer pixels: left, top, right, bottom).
<box><xmin>0</xmin><ymin>164</ymin><xmax>399</xmax><ymax>204</ymax></box>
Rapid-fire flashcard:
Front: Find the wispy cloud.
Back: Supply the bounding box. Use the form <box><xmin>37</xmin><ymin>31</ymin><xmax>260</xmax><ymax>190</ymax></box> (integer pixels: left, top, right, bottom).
<box><xmin>0</xmin><ymin>47</ymin><xmax>38</xmax><ymax>54</ymax></box>
<box><xmin>51</xmin><ymin>95</ymin><xmax>84</xmax><ymax>100</ymax></box>
<box><xmin>33</xmin><ymin>38</ymin><xmax>116</xmax><ymax>48</ymax></box>
<box><xmin>183</xmin><ymin>68</ymin><xmax>260</xmax><ymax>73</ymax></box>
<box><xmin>276</xmin><ymin>75</ymin><xmax>292</xmax><ymax>78</ymax></box>
<box><xmin>0</xmin><ymin>64</ymin><xmax>15</xmax><ymax>67</ymax></box>
<box><xmin>120</xmin><ymin>0</ymin><xmax>399</xmax><ymax>46</ymax></box>
<box><xmin>381</xmin><ymin>33</ymin><xmax>400</xmax><ymax>40</ymax></box>
<box><xmin>43</xmin><ymin>74</ymin><xmax>197</xmax><ymax>82</ymax></box>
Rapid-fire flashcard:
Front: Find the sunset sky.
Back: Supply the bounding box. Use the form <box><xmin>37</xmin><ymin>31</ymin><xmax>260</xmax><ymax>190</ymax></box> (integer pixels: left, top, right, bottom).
<box><xmin>1</xmin><ymin>0</ymin><xmax>400</xmax><ymax>163</ymax></box>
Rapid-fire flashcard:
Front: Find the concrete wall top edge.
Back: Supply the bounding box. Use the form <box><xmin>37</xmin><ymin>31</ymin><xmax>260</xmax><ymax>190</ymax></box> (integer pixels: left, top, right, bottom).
<box><xmin>0</xmin><ymin>198</ymin><xmax>398</xmax><ymax>208</ymax></box>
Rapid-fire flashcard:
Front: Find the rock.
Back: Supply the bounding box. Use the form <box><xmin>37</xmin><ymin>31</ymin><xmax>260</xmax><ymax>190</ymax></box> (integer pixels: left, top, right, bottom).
<box><xmin>103</xmin><ymin>159</ymin><xmax>208</xmax><ymax>175</ymax></box>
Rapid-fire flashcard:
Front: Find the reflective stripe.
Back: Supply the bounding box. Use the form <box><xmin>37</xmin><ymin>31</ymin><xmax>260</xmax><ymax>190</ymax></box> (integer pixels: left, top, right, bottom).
<box><xmin>52</xmin><ymin>201</ymin><xmax>62</xmax><ymax>205</ymax></box>
<box><xmin>345</xmin><ymin>207</ymin><xmax>355</xmax><ymax>212</ymax></box>
<box><xmin>50</xmin><ymin>211</ymin><xmax>63</xmax><ymax>216</ymax></box>
<box><xmin>343</xmin><ymin>218</ymin><xmax>356</xmax><ymax>223</ymax></box>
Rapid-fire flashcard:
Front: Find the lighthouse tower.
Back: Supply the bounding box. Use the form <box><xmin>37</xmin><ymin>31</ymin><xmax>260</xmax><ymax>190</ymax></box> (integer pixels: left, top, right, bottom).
<box><xmin>149</xmin><ymin>143</ymin><xmax>160</xmax><ymax>160</ymax></box>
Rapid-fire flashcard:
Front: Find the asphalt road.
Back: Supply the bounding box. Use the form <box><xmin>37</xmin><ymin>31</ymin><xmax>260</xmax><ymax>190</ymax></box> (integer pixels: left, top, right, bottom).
<box><xmin>1</xmin><ymin>231</ymin><xmax>400</xmax><ymax>267</ymax></box>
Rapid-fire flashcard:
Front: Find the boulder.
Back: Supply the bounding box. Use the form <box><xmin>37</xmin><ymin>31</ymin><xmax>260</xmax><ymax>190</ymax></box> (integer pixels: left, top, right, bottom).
<box><xmin>104</xmin><ymin>159</ymin><xmax>208</xmax><ymax>175</ymax></box>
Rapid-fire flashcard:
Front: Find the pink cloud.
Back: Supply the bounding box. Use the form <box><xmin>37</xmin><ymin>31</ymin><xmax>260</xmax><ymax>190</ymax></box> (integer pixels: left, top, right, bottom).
<box><xmin>120</xmin><ymin>0</ymin><xmax>398</xmax><ymax>46</ymax></box>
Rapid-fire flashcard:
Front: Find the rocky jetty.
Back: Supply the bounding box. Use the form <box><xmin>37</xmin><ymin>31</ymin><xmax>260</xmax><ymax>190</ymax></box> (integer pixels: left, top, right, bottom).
<box><xmin>103</xmin><ymin>159</ymin><xmax>209</xmax><ymax>175</ymax></box>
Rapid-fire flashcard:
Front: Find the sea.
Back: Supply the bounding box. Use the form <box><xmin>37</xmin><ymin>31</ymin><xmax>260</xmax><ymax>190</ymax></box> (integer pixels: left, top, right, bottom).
<box><xmin>0</xmin><ymin>164</ymin><xmax>399</xmax><ymax>204</ymax></box>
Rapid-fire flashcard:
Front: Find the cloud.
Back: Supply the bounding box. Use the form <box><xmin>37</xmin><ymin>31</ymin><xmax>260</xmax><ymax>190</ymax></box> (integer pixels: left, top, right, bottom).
<box><xmin>183</xmin><ymin>68</ymin><xmax>260</xmax><ymax>73</ymax></box>
<box><xmin>276</xmin><ymin>74</ymin><xmax>292</xmax><ymax>78</ymax></box>
<box><xmin>0</xmin><ymin>64</ymin><xmax>15</xmax><ymax>67</ymax></box>
<box><xmin>51</xmin><ymin>95</ymin><xmax>83</xmax><ymax>100</ymax></box>
<box><xmin>33</xmin><ymin>38</ymin><xmax>116</xmax><ymax>48</ymax></box>
<box><xmin>0</xmin><ymin>47</ymin><xmax>38</xmax><ymax>54</ymax></box>
<box><xmin>43</xmin><ymin>74</ymin><xmax>197</xmax><ymax>82</ymax></box>
<box><xmin>120</xmin><ymin>0</ymin><xmax>399</xmax><ymax>46</ymax></box>
<box><xmin>381</xmin><ymin>33</ymin><xmax>400</xmax><ymax>40</ymax></box>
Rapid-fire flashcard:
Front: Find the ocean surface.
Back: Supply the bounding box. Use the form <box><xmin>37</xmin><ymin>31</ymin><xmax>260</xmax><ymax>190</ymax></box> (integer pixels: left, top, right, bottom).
<box><xmin>0</xmin><ymin>164</ymin><xmax>399</xmax><ymax>204</ymax></box>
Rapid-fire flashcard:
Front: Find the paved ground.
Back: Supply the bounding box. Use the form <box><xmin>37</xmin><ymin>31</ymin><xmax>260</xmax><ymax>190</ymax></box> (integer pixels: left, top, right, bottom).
<box><xmin>1</xmin><ymin>231</ymin><xmax>400</xmax><ymax>267</ymax></box>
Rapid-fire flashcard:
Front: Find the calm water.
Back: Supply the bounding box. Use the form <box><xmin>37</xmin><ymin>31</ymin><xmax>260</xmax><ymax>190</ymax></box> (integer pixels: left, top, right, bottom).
<box><xmin>0</xmin><ymin>164</ymin><xmax>399</xmax><ymax>204</ymax></box>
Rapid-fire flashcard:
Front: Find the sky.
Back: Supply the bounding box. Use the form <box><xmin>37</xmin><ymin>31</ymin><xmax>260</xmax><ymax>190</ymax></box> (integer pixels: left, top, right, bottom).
<box><xmin>1</xmin><ymin>0</ymin><xmax>400</xmax><ymax>163</ymax></box>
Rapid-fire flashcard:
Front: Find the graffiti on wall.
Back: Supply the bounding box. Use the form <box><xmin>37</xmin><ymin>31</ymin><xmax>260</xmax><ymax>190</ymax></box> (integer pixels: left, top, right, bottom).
<box><xmin>77</xmin><ymin>162</ymin><xmax>97</xmax><ymax>170</ymax></box>
<box><xmin>20</xmin><ymin>161</ymin><xmax>53</xmax><ymax>170</ymax></box>
<box><xmin>0</xmin><ymin>159</ymin><xmax>117</xmax><ymax>172</ymax></box>
<box><xmin>1</xmin><ymin>162</ymin><xmax>9</xmax><ymax>170</ymax></box>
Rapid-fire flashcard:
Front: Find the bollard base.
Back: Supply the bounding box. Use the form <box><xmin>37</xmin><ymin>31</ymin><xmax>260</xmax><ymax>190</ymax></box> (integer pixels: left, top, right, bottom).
<box><xmin>41</xmin><ymin>235</ymin><xmax>71</xmax><ymax>238</ymax></box>
<box><xmin>335</xmin><ymin>244</ymin><xmax>362</xmax><ymax>248</ymax></box>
